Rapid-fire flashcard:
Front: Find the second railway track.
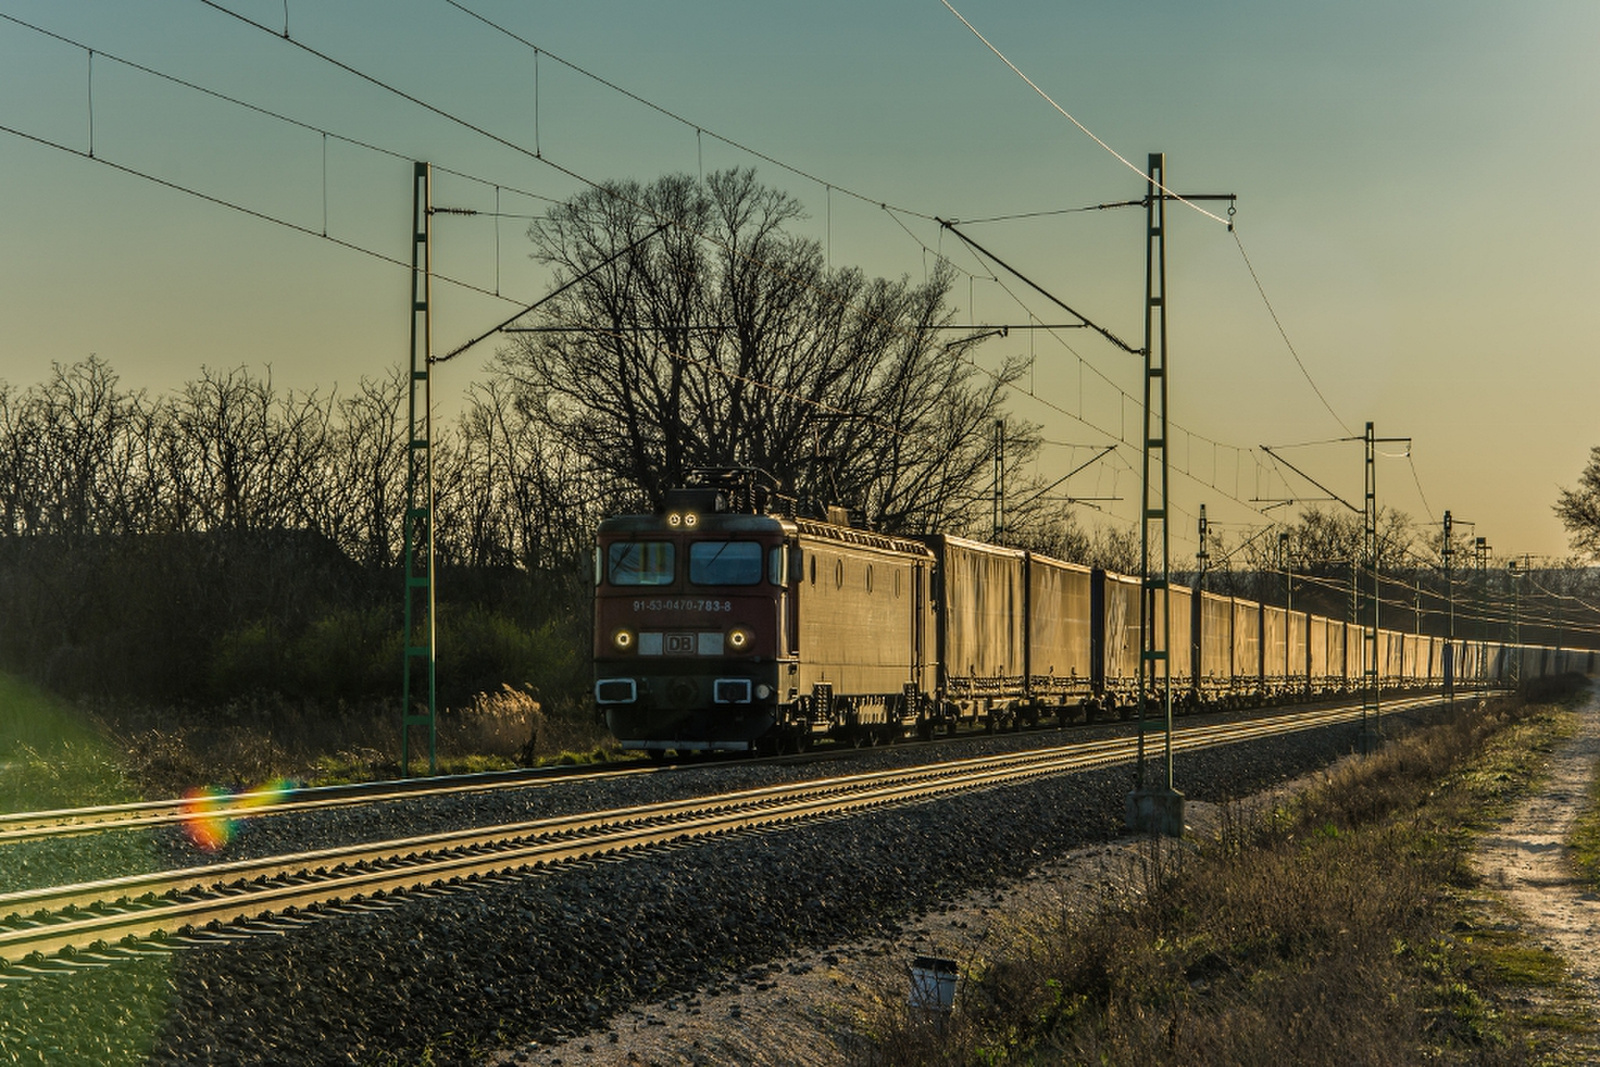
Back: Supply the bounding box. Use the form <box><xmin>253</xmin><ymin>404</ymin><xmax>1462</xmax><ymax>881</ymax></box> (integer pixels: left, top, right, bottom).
<box><xmin>0</xmin><ymin>694</ymin><xmax>1441</xmax><ymax>977</ymax></box>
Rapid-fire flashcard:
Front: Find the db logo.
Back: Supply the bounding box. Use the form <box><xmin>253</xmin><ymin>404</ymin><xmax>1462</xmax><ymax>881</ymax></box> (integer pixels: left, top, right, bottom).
<box><xmin>666</xmin><ymin>633</ymin><xmax>696</xmax><ymax>654</ymax></box>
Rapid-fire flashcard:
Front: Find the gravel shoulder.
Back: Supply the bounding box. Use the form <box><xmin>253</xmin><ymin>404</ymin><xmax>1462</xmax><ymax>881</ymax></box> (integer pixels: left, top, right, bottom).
<box><xmin>486</xmin><ymin>838</ymin><xmax>1157</xmax><ymax>1067</ymax></box>
<box><xmin>487</xmin><ymin>754</ymin><xmax>1353</xmax><ymax>1067</ymax></box>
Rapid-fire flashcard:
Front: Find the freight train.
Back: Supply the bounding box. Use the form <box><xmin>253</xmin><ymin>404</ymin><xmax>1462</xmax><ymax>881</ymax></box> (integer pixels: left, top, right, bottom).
<box><xmin>593</xmin><ymin>471</ymin><xmax>1593</xmax><ymax>755</ymax></box>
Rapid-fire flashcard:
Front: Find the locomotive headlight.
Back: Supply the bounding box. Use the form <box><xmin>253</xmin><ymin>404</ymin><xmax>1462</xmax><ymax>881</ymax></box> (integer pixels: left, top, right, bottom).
<box><xmin>683</xmin><ymin>512</ymin><xmax>698</xmax><ymax>528</ymax></box>
<box><xmin>668</xmin><ymin>512</ymin><xmax>682</xmax><ymax>527</ymax></box>
<box><xmin>611</xmin><ymin>627</ymin><xmax>637</xmax><ymax>653</ymax></box>
<box><xmin>727</xmin><ymin>625</ymin><xmax>754</xmax><ymax>652</ymax></box>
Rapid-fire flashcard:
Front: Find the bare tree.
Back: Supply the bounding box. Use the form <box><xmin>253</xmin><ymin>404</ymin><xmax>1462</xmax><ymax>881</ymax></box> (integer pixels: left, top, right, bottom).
<box><xmin>1556</xmin><ymin>445</ymin><xmax>1600</xmax><ymax>560</ymax></box>
<box><xmin>320</xmin><ymin>369</ymin><xmax>407</xmax><ymax>568</ymax></box>
<box><xmin>154</xmin><ymin>365</ymin><xmax>345</xmax><ymax>537</ymax></box>
<box><xmin>1239</xmin><ymin>505</ymin><xmax>1417</xmax><ymax>574</ymax></box>
<box><xmin>1083</xmin><ymin>525</ymin><xmax>1141</xmax><ymax>574</ymax></box>
<box><xmin>497</xmin><ymin>169</ymin><xmax>1038</xmax><ymax>536</ymax></box>
<box><xmin>0</xmin><ymin>357</ymin><xmax>158</xmax><ymax>536</ymax></box>
<box><xmin>439</xmin><ymin>378</ymin><xmax>612</xmax><ymax>573</ymax></box>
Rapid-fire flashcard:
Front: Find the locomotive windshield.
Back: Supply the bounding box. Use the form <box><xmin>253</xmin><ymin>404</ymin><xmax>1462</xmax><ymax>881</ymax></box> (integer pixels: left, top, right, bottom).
<box><xmin>689</xmin><ymin>541</ymin><xmax>764</xmax><ymax>585</ymax></box>
<box><xmin>607</xmin><ymin>541</ymin><xmax>675</xmax><ymax>586</ymax></box>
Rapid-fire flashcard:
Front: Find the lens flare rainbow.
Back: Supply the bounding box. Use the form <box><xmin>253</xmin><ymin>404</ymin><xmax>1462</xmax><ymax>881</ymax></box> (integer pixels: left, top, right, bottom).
<box><xmin>179</xmin><ymin>777</ymin><xmax>295</xmax><ymax>851</ymax></box>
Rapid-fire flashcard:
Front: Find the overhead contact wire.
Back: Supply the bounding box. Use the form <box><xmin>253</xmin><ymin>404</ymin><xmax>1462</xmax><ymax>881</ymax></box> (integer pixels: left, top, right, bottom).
<box><xmin>1232</xmin><ymin>229</ymin><xmax>1353</xmax><ymax>437</ymax></box>
<box><xmin>441</xmin><ymin>0</ymin><xmax>939</xmax><ymax>222</ymax></box>
<box><xmin>12</xmin><ymin>7</ymin><xmax>961</xmax><ymax>444</ymax></box>
<box><xmin>908</xmin><ymin>223</ymin><xmax>1287</xmax><ymax>535</ymax></box>
<box><xmin>0</xmin><ymin>12</ymin><xmax>562</xmax><ymax>210</ymax></box>
<box><xmin>0</xmin><ymin>121</ymin><xmax>510</xmax><ymax>303</ymax></box>
<box><xmin>937</xmin><ymin>0</ymin><xmax>1230</xmax><ymax>228</ymax></box>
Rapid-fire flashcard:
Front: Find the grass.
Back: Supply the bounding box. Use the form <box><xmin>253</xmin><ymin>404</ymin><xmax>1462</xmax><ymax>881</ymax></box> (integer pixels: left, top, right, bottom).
<box><xmin>0</xmin><ymin>674</ymin><xmax>173</xmax><ymax>1066</ymax></box>
<box><xmin>0</xmin><ymin>673</ymin><xmax>139</xmax><ymax>813</ymax></box>
<box><xmin>855</xmin><ymin>681</ymin><xmax>1598</xmax><ymax>1067</ymax></box>
<box><xmin>0</xmin><ymin>669</ymin><xmax>618</xmax><ymax>891</ymax></box>
<box><xmin>0</xmin><ymin>672</ymin><xmax>160</xmax><ymax>893</ymax></box>
<box><xmin>80</xmin><ymin>683</ymin><xmax>617</xmax><ymax>795</ymax></box>
<box><xmin>0</xmin><ymin>957</ymin><xmax>177</xmax><ymax>1067</ymax></box>
<box><xmin>1</xmin><ymin>665</ymin><xmax>621</xmax><ymax>802</ymax></box>
<box><xmin>1569</xmin><ymin>745</ymin><xmax>1600</xmax><ymax>892</ymax></box>
<box><xmin>310</xmin><ymin>684</ymin><xmax>621</xmax><ymax>783</ymax></box>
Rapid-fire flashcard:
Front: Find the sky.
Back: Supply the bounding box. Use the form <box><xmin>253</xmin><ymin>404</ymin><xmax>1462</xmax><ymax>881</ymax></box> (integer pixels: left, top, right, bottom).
<box><xmin>1</xmin><ymin>0</ymin><xmax>1596</xmax><ymax>561</ymax></box>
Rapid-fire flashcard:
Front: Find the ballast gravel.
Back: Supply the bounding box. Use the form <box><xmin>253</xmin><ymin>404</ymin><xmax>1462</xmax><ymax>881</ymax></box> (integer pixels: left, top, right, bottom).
<box><xmin>11</xmin><ymin>705</ymin><xmax>1436</xmax><ymax>1065</ymax></box>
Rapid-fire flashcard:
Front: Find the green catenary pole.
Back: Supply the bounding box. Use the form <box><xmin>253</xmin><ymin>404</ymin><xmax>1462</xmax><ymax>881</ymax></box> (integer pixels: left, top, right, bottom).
<box><xmin>402</xmin><ymin>161</ymin><xmax>437</xmax><ymax>776</ymax></box>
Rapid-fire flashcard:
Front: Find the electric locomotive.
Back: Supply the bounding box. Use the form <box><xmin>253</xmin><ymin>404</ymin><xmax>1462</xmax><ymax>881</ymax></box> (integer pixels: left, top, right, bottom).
<box><xmin>594</xmin><ymin>468</ymin><xmax>936</xmax><ymax>754</ymax></box>
<box><xmin>593</xmin><ymin>474</ymin><xmax>792</xmax><ymax>753</ymax></box>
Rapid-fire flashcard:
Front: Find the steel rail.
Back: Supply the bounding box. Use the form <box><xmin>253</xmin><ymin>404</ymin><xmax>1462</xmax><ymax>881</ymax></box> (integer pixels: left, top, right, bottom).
<box><xmin>0</xmin><ymin>695</ymin><xmax>1446</xmax><ymax>968</ymax></box>
<box><xmin>0</xmin><ymin>735</ymin><xmax>1141</xmax><ymax>917</ymax></box>
<box><xmin>0</xmin><ymin>688</ymin><xmax>1470</xmax><ymax>841</ymax></box>
<box><xmin>0</xmin><ymin>745</ymin><xmax>1124</xmax><ymax>965</ymax></box>
<box><xmin>0</xmin><ymin>761</ymin><xmax>664</xmax><ymax>842</ymax></box>
<box><xmin>1</xmin><ymin>694</ymin><xmax>1441</xmax><ymax>918</ymax></box>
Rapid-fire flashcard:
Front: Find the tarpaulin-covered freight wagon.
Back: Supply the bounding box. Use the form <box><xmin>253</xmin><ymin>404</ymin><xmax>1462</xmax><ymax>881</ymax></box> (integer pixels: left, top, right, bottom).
<box><xmin>1025</xmin><ymin>553</ymin><xmax>1094</xmax><ymax>704</ymax></box>
<box><xmin>1197</xmin><ymin>591</ymin><xmax>1233</xmax><ymax>695</ymax></box>
<box><xmin>1329</xmin><ymin>620</ymin><xmax>1349</xmax><ymax>687</ymax></box>
<box><xmin>1380</xmin><ymin>630</ymin><xmax>1403</xmax><ymax>687</ymax></box>
<box><xmin>1309</xmin><ymin>614</ymin><xmax>1329</xmax><ymax>691</ymax></box>
<box><xmin>1287</xmin><ymin>609</ymin><xmax>1308</xmax><ymax>693</ymax></box>
<box><xmin>1167</xmin><ymin>584</ymin><xmax>1194</xmax><ymax>692</ymax></box>
<box><xmin>1095</xmin><ymin>569</ymin><xmax>1143</xmax><ymax>698</ymax></box>
<box><xmin>1233</xmin><ymin>598</ymin><xmax>1261</xmax><ymax>692</ymax></box>
<box><xmin>924</xmin><ymin>535</ymin><xmax>1027</xmax><ymax>710</ymax></box>
<box><xmin>1262</xmin><ymin>605</ymin><xmax>1288</xmax><ymax>690</ymax></box>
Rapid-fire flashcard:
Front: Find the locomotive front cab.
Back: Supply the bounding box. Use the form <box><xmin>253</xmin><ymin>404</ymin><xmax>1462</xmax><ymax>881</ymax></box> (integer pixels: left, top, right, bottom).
<box><xmin>594</xmin><ymin>488</ymin><xmax>794</xmax><ymax>753</ymax></box>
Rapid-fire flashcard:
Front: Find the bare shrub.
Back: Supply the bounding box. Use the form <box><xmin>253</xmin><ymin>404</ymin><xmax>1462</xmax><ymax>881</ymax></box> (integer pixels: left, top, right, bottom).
<box><xmin>464</xmin><ymin>684</ymin><xmax>614</xmax><ymax>764</ymax></box>
<box><xmin>120</xmin><ymin>725</ymin><xmax>290</xmax><ymax>796</ymax></box>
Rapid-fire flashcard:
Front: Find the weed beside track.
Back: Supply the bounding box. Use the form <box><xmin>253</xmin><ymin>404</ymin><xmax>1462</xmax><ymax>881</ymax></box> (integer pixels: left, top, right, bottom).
<box><xmin>1568</xmin><ymin>746</ymin><xmax>1600</xmax><ymax>894</ymax></box>
<box><xmin>67</xmin><ymin>684</ymin><xmax>614</xmax><ymax>796</ymax></box>
<box><xmin>862</xmin><ymin>681</ymin><xmax>1597</xmax><ymax>1067</ymax></box>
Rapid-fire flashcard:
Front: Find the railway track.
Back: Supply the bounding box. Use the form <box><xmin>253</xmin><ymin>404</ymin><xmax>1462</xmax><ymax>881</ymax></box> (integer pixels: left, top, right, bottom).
<box><xmin>0</xmin><ymin>694</ymin><xmax>1445</xmax><ymax>980</ymax></box>
<box><xmin>0</xmin><ymin>759</ymin><xmax>665</xmax><ymax>844</ymax></box>
<box><xmin>1</xmin><ymin>687</ymin><xmax>1476</xmax><ymax>845</ymax></box>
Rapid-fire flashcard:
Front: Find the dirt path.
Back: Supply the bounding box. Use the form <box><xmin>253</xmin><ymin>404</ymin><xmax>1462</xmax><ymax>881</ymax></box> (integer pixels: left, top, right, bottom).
<box><xmin>1473</xmin><ymin>690</ymin><xmax>1600</xmax><ymax>1013</ymax></box>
